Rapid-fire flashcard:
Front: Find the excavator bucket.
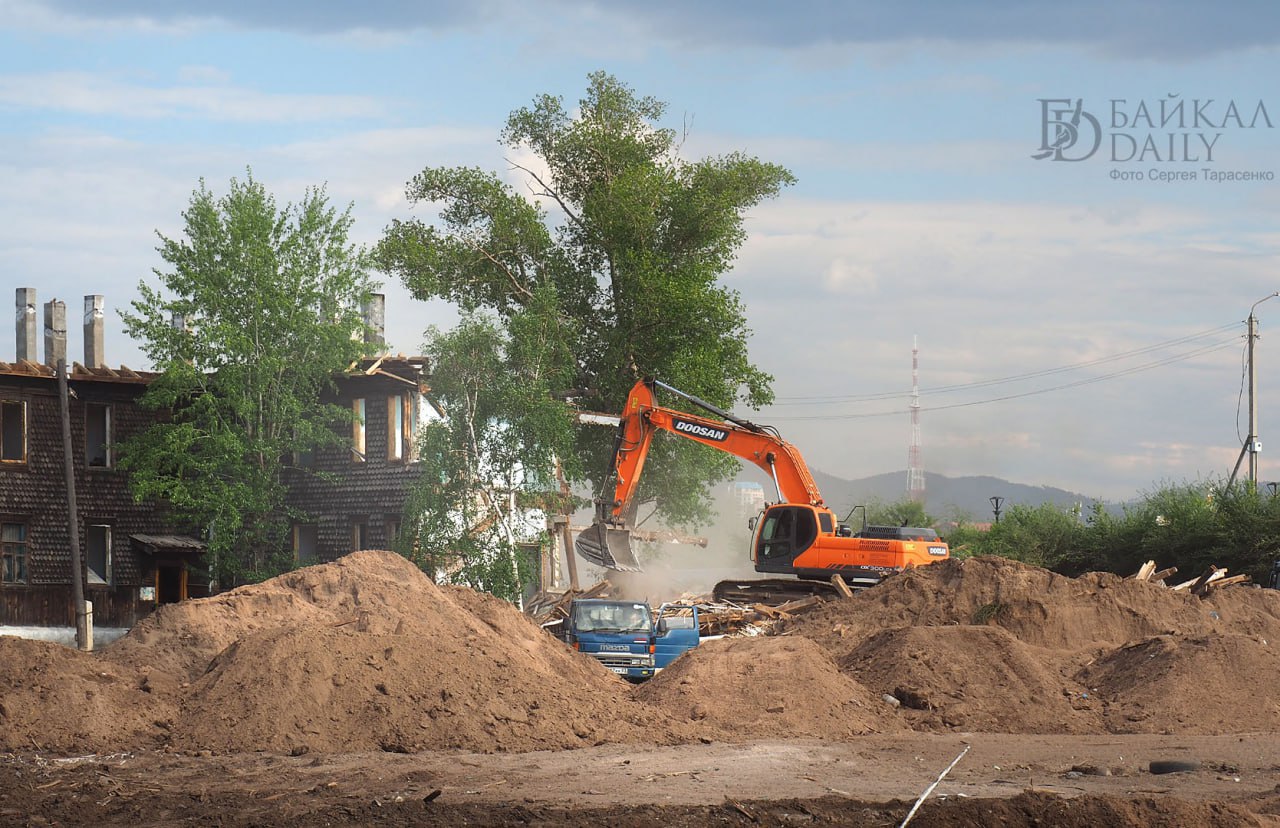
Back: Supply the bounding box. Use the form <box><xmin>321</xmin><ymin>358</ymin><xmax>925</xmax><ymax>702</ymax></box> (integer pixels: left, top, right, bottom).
<box><xmin>575</xmin><ymin>523</ymin><xmax>644</xmax><ymax>571</ymax></box>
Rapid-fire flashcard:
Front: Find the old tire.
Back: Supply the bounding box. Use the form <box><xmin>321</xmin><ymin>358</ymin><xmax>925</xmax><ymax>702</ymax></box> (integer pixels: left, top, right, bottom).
<box><xmin>1149</xmin><ymin>759</ymin><xmax>1201</xmax><ymax>774</ymax></box>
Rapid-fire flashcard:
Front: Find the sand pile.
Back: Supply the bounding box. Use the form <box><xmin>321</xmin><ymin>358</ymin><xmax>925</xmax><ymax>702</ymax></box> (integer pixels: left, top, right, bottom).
<box><xmin>6</xmin><ymin>551</ymin><xmax>1280</xmax><ymax>755</ymax></box>
<box><xmin>792</xmin><ymin>556</ymin><xmax>1280</xmax><ymax>652</ymax></box>
<box><xmin>1077</xmin><ymin>633</ymin><xmax>1280</xmax><ymax>733</ymax></box>
<box><xmin>1</xmin><ymin>551</ymin><xmax>698</xmax><ymax>754</ymax></box>
<box><xmin>635</xmin><ymin>635</ymin><xmax>900</xmax><ymax>739</ymax></box>
<box><xmin>0</xmin><ymin>636</ymin><xmax>178</xmax><ymax>753</ymax></box>
<box><xmin>769</xmin><ymin>555</ymin><xmax>1280</xmax><ymax>736</ymax></box>
<box><xmin>838</xmin><ymin>625</ymin><xmax>1103</xmax><ymax>734</ymax></box>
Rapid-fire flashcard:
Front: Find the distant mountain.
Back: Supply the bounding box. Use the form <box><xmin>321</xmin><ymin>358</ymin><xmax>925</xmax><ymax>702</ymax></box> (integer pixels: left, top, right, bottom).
<box><xmin>737</xmin><ymin>466</ymin><xmax>1111</xmax><ymax>522</ymax></box>
<box><xmin>812</xmin><ymin>470</ymin><xmax>1110</xmax><ymax>520</ymax></box>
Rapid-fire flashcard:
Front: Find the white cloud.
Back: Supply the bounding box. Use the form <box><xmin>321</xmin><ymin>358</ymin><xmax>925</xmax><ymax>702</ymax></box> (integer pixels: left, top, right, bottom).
<box><xmin>0</xmin><ymin>71</ymin><xmax>385</xmax><ymax>121</ymax></box>
<box><xmin>176</xmin><ymin>64</ymin><xmax>232</xmax><ymax>84</ymax></box>
<box><xmin>823</xmin><ymin>257</ymin><xmax>878</xmax><ymax>294</ymax></box>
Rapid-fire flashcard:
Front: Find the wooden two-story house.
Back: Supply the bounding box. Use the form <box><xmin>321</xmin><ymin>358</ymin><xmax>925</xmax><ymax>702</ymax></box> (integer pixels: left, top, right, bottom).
<box><xmin>1</xmin><ymin>290</ymin><xmax>430</xmax><ymax>641</ymax></box>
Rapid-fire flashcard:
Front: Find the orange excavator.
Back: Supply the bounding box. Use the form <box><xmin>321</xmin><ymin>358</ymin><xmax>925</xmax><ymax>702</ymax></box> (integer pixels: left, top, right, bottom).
<box><xmin>576</xmin><ymin>378</ymin><xmax>950</xmax><ymax>603</ymax></box>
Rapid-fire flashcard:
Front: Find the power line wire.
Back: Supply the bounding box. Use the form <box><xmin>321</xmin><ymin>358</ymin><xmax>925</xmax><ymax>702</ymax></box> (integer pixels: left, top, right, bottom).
<box><xmin>772</xmin><ymin>322</ymin><xmax>1241</xmax><ymax>405</ymax></box>
<box><xmin>765</xmin><ymin>337</ymin><xmax>1241</xmax><ymax>421</ymax></box>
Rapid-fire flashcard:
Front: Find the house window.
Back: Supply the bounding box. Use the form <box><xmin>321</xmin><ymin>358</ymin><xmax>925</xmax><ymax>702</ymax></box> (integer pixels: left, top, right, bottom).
<box><xmin>294</xmin><ymin>523</ymin><xmax>319</xmax><ymax>565</ymax></box>
<box><xmin>386</xmin><ymin>517</ymin><xmax>401</xmax><ymax>546</ymax></box>
<box><xmin>86</xmin><ymin>403</ymin><xmax>112</xmax><ymax>468</ymax></box>
<box><xmin>86</xmin><ymin>524</ymin><xmax>111</xmax><ymax>584</ymax></box>
<box><xmin>1</xmin><ymin>521</ymin><xmax>27</xmax><ymax>584</ymax></box>
<box><xmin>1</xmin><ymin>401</ymin><xmax>25</xmax><ymax>463</ymax></box>
<box><xmin>352</xmin><ymin>398</ymin><xmax>366</xmax><ymax>462</ymax></box>
<box><xmin>386</xmin><ymin>394</ymin><xmax>401</xmax><ymax>460</ymax></box>
<box><xmin>351</xmin><ymin>519</ymin><xmax>368</xmax><ymax>552</ymax></box>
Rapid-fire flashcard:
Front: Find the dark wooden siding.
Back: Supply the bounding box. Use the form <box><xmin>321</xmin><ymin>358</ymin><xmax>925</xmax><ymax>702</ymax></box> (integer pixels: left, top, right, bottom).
<box><xmin>282</xmin><ymin>370</ymin><xmax>423</xmax><ymax>564</ymax></box>
<box><xmin>0</xmin><ymin>583</ymin><xmax>141</xmax><ymax>627</ymax></box>
<box><xmin>1</xmin><ymin>372</ymin><xmax>184</xmax><ymax>627</ymax></box>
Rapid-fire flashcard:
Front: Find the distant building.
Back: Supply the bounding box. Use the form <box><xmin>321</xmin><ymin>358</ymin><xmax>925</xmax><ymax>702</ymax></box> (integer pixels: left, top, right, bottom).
<box><xmin>282</xmin><ymin>353</ymin><xmax>431</xmax><ymax>565</ymax></box>
<box><xmin>1</xmin><ymin>294</ymin><xmax>202</xmax><ymax>641</ymax></box>
<box><xmin>731</xmin><ymin>481</ymin><xmax>766</xmax><ymax>515</ymax></box>
<box><xmin>1</xmin><ymin>290</ymin><xmax>430</xmax><ymax>643</ymax></box>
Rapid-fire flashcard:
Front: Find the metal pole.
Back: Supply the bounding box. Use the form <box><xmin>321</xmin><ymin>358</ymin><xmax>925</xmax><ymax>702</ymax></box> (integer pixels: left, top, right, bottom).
<box><xmin>1249</xmin><ymin>311</ymin><xmax>1260</xmax><ymax>487</ymax></box>
<box><xmin>556</xmin><ymin>456</ymin><xmax>580</xmax><ymax>592</ymax></box>
<box><xmin>58</xmin><ymin>358</ymin><xmax>89</xmax><ymax>650</ymax></box>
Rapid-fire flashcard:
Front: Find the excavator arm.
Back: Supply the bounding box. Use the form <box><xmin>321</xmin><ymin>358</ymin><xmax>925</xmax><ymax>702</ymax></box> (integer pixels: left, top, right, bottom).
<box><xmin>576</xmin><ymin>378</ymin><xmax>824</xmax><ymax>570</ymax></box>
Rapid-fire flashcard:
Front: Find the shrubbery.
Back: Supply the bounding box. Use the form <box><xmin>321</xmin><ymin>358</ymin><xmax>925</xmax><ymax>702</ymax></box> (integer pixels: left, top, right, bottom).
<box><xmin>914</xmin><ymin>481</ymin><xmax>1280</xmax><ymax>584</ymax></box>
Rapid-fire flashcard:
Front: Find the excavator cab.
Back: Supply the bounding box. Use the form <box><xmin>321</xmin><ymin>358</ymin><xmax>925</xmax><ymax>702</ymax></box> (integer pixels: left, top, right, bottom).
<box><xmin>752</xmin><ymin>504</ymin><xmax>820</xmax><ymax>573</ymax></box>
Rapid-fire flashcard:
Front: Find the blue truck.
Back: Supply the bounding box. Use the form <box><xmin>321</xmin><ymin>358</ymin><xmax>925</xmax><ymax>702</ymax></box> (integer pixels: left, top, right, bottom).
<box><xmin>561</xmin><ymin>599</ymin><xmax>702</xmax><ymax>681</ymax></box>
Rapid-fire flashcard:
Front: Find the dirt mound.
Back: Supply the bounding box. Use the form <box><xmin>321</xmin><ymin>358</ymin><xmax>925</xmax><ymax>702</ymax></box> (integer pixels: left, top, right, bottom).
<box><xmin>1077</xmin><ymin>633</ymin><xmax>1280</xmax><ymax>734</ymax></box>
<box><xmin>9</xmin><ymin>550</ymin><xmax>1280</xmax><ymax>756</ymax></box>
<box><xmin>790</xmin><ymin>556</ymin><xmax>1280</xmax><ymax>653</ymax></box>
<box><xmin>175</xmin><ymin>624</ymin><xmax>689</xmax><ymax>754</ymax></box>
<box><xmin>838</xmin><ymin>625</ymin><xmax>1104</xmax><ymax>734</ymax></box>
<box><xmin>0</xmin><ymin>636</ymin><xmax>176</xmax><ymax>753</ymax></box>
<box><xmin>1</xmin><ymin>551</ymin><xmax>700</xmax><ymax>755</ymax></box>
<box><xmin>900</xmin><ymin>790</ymin><xmax>1265</xmax><ymax>828</ymax></box>
<box><xmin>635</xmin><ymin>635</ymin><xmax>900</xmax><ymax>739</ymax></box>
<box><xmin>106</xmin><ymin>550</ymin><xmax>433</xmax><ymax>682</ymax></box>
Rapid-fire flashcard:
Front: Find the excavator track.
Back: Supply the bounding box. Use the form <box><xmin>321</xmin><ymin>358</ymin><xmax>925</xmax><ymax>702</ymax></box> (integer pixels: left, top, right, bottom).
<box><xmin>712</xmin><ymin>578</ymin><xmax>845</xmax><ymax>606</ymax></box>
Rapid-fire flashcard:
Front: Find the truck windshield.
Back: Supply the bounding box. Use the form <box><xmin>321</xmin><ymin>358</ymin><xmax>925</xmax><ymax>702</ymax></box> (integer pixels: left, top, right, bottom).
<box><xmin>572</xmin><ymin>602</ymin><xmax>651</xmax><ymax>633</ymax></box>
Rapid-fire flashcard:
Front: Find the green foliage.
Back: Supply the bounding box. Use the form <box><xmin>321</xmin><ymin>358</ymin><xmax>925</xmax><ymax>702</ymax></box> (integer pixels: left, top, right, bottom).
<box><xmin>861</xmin><ymin>498</ymin><xmax>935</xmax><ymax>529</ymax></box>
<box><xmin>119</xmin><ymin>172</ymin><xmax>374</xmax><ymax>585</ymax></box>
<box><xmin>978</xmin><ymin>503</ymin><xmax>1086</xmax><ymax>569</ymax></box>
<box><xmin>400</xmin><ymin>293</ymin><xmax>576</xmax><ymax>601</ymax></box>
<box><xmin>936</xmin><ymin>480</ymin><xmax>1280</xmax><ymax>585</ymax></box>
<box><xmin>378</xmin><ymin>72</ymin><xmax>793</xmax><ymax>535</ymax></box>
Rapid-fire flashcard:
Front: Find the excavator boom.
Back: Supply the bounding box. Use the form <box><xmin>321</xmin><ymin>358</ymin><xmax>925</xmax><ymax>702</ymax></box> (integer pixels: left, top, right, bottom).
<box><xmin>576</xmin><ymin>378</ymin><xmax>820</xmax><ymax>570</ymax></box>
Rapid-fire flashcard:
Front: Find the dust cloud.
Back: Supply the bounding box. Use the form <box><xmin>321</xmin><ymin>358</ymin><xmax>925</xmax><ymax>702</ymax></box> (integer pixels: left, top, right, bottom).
<box><xmin>570</xmin><ymin>476</ymin><xmax>766</xmax><ymax>602</ymax></box>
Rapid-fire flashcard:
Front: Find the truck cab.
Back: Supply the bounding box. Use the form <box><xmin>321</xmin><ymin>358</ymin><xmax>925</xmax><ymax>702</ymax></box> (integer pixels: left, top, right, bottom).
<box><xmin>564</xmin><ymin>599</ymin><xmax>656</xmax><ymax>681</ymax></box>
<box><xmin>653</xmin><ymin>603</ymin><xmax>702</xmax><ymax>670</ymax></box>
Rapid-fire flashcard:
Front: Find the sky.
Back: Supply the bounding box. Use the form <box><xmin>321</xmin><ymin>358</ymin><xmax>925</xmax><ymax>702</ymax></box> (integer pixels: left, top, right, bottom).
<box><xmin>3</xmin><ymin>0</ymin><xmax>1280</xmax><ymax>506</ymax></box>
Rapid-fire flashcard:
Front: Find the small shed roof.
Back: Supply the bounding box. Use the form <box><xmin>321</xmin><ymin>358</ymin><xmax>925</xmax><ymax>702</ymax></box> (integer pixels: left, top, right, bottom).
<box><xmin>130</xmin><ymin>534</ymin><xmax>207</xmax><ymax>554</ymax></box>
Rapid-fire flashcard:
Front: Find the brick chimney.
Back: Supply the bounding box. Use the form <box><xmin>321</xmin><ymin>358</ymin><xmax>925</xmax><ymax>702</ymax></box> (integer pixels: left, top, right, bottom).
<box><xmin>363</xmin><ymin>293</ymin><xmax>385</xmax><ymax>348</ymax></box>
<box><xmin>44</xmin><ymin>299</ymin><xmax>66</xmax><ymax>368</ymax></box>
<box><xmin>15</xmin><ymin>288</ymin><xmax>36</xmax><ymax>362</ymax></box>
<box><xmin>84</xmin><ymin>295</ymin><xmax>104</xmax><ymax>369</ymax></box>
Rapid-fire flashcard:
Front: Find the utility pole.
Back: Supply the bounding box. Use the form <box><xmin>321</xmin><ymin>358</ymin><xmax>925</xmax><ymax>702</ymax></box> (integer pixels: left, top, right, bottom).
<box><xmin>907</xmin><ymin>335</ymin><xmax>925</xmax><ymax>503</ymax></box>
<box><xmin>1230</xmin><ymin>292</ymin><xmax>1279</xmax><ymax>490</ymax></box>
<box><xmin>58</xmin><ymin>357</ymin><xmax>90</xmax><ymax>651</ymax></box>
<box><xmin>990</xmin><ymin>496</ymin><xmax>1004</xmax><ymax>524</ymax></box>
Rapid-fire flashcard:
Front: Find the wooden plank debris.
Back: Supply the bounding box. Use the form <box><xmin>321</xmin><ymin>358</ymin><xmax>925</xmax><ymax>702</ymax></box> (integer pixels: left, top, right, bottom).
<box><xmin>527</xmin><ymin>580</ymin><xmax>613</xmax><ymax>625</ymax></box>
<box><xmin>772</xmin><ymin>596</ymin><xmax>824</xmax><ymax>615</ymax></box>
<box><xmin>1133</xmin><ymin>560</ymin><xmax>1157</xmax><ymax>581</ymax></box>
<box><xmin>1149</xmin><ymin>566</ymin><xmax>1178</xmax><ymax>583</ymax></box>
<box><xmin>1173</xmin><ymin>566</ymin><xmax>1223</xmax><ymax>593</ymax></box>
<box><xmin>830</xmin><ymin>574</ymin><xmax>855</xmax><ymax>598</ymax></box>
<box><xmin>1205</xmin><ymin>573</ymin><xmax>1250</xmax><ymax>591</ymax></box>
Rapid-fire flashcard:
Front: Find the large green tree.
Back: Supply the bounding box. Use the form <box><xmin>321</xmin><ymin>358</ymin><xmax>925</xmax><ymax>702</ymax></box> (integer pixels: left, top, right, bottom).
<box><xmin>378</xmin><ymin>72</ymin><xmax>793</xmax><ymax>536</ymax></box>
<box><xmin>120</xmin><ymin>173</ymin><xmax>375</xmax><ymax>584</ymax></box>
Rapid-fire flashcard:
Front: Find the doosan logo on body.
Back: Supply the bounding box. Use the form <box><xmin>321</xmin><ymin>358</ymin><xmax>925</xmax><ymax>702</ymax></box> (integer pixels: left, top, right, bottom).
<box><xmin>673</xmin><ymin>419</ymin><xmax>728</xmax><ymax>441</ymax></box>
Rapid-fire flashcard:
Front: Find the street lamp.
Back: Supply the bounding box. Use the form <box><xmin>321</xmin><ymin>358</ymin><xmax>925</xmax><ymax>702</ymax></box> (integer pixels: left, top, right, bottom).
<box><xmin>990</xmin><ymin>496</ymin><xmax>1004</xmax><ymax>524</ymax></box>
<box><xmin>1230</xmin><ymin>291</ymin><xmax>1280</xmax><ymax>490</ymax></box>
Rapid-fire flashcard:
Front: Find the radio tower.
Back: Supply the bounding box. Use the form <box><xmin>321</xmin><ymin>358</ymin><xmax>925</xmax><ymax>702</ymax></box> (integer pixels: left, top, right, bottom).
<box><xmin>907</xmin><ymin>335</ymin><xmax>926</xmax><ymax>502</ymax></box>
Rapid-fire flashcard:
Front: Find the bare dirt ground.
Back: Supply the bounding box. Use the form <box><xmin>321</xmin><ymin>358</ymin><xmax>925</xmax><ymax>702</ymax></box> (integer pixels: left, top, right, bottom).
<box><xmin>4</xmin><ymin>551</ymin><xmax>1280</xmax><ymax>826</ymax></box>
